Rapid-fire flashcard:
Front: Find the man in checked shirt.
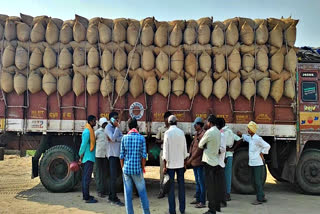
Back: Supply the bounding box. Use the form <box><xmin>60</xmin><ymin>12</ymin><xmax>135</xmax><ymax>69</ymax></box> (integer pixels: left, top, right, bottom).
<box><xmin>120</xmin><ymin>118</ymin><xmax>150</xmax><ymax>214</ymax></box>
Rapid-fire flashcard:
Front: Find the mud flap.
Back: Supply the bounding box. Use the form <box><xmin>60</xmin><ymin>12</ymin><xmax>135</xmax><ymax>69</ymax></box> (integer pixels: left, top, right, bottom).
<box><xmin>31</xmin><ymin>135</ymin><xmax>49</xmax><ymax>178</ymax></box>
<box><xmin>31</xmin><ymin>157</ymin><xmax>39</xmax><ymax>178</ymax></box>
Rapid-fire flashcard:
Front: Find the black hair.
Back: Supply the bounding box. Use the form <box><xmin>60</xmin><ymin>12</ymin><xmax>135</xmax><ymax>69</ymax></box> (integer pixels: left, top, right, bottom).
<box><xmin>196</xmin><ymin>122</ymin><xmax>204</xmax><ymax>128</ymax></box>
<box><xmin>109</xmin><ymin>111</ymin><xmax>119</xmax><ymax>119</ymax></box>
<box><xmin>169</xmin><ymin>121</ymin><xmax>177</xmax><ymax>126</ymax></box>
<box><xmin>164</xmin><ymin>111</ymin><xmax>172</xmax><ymax>119</ymax></box>
<box><xmin>207</xmin><ymin>114</ymin><xmax>217</xmax><ymax>126</ymax></box>
<box><xmin>87</xmin><ymin>115</ymin><xmax>96</xmax><ymax>123</ymax></box>
<box><xmin>216</xmin><ymin>118</ymin><xmax>225</xmax><ymax>130</ymax></box>
<box><xmin>128</xmin><ymin>117</ymin><xmax>138</xmax><ymax>129</ymax></box>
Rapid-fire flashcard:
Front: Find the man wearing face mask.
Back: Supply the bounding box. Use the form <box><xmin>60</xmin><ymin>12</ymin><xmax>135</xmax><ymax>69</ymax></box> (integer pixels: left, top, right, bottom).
<box><xmin>105</xmin><ymin>111</ymin><xmax>124</xmax><ymax>206</ymax></box>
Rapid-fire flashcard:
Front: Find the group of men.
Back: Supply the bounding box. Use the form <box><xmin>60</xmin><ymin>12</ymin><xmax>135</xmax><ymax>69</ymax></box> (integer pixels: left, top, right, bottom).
<box><xmin>79</xmin><ymin>110</ymin><xmax>271</xmax><ymax>214</ymax></box>
<box><xmin>79</xmin><ymin>112</ymin><xmax>126</xmax><ymax>206</ymax></box>
<box><xmin>156</xmin><ymin>112</ymin><xmax>271</xmax><ymax>214</ymax></box>
<box><xmin>79</xmin><ymin>112</ymin><xmax>150</xmax><ymax>214</ymax></box>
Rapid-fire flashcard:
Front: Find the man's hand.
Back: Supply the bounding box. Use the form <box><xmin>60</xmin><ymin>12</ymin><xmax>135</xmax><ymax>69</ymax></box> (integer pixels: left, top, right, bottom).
<box><xmin>78</xmin><ymin>155</ymin><xmax>84</xmax><ymax>165</ymax></box>
<box><xmin>237</xmin><ymin>131</ymin><xmax>242</xmax><ymax>137</ymax></box>
<box><xmin>260</xmin><ymin>153</ymin><xmax>265</xmax><ymax>162</ymax></box>
<box><xmin>120</xmin><ymin>158</ymin><xmax>125</xmax><ymax>169</ymax></box>
<box><xmin>226</xmin><ymin>147</ymin><xmax>234</xmax><ymax>152</ymax></box>
<box><xmin>186</xmin><ymin>159</ymin><xmax>191</xmax><ymax>167</ymax></box>
<box><xmin>156</xmin><ymin>139</ymin><xmax>163</xmax><ymax>144</ymax></box>
<box><xmin>113</xmin><ymin>120</ymin><xmax>119</xmax><ymax>128</ymax></box>
<box><xmin>163</xmin><ymin>167</ymin><xmax>167</xmax><ymax>174</ymax></box>
<box><xmin>107</xmin><ymin>136</ymin><xmax>112</xmax><ymax>142</ymax></box>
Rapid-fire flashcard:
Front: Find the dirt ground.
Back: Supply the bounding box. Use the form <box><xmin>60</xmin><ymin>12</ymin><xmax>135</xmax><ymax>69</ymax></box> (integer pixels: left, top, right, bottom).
<box><xmin>0</xmin><ymin>155</ymin><xmax>319</xmax><ymax>214</ymax></box>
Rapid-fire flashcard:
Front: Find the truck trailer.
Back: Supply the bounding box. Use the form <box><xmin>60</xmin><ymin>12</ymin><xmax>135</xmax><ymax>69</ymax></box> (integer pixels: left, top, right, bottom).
<box><xmin>0</xmin><ymin>62</ymin><xmax>319</xmax><ymax>194</ymax></box>
<box><xmin>0</xmin><ymin>14</ymin><xmax>319</xmax><ymax>195</ymax></box>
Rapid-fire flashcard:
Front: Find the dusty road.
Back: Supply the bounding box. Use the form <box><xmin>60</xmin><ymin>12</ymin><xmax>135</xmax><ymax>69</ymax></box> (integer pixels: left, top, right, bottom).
<box><xmin>0</xmin><ymin>155</ymin><xmax>319</xmax><ymax>214</ymax></box>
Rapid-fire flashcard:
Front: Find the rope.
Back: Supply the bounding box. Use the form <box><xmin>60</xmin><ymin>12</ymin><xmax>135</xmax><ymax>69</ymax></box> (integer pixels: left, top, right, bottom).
<box><xmin>252</xmin><ymin>27</ymin><xmax>257</xmax><ymax>113</ymax></box>
<box><xmin>110</xmin><ymin>24</ymin><xmax>115</xmax><ymax>108</ymax></box>
<box><xmin>0</xmin><ymin>28</ymin><xmax>7</xmax><ymax>132</ymax></box>
<box><xmin>224</xmin><ymin>27</ymin><xmax>234</xmax><ymax>114</ymax></box>
<box><xmin>23</xmin><ymin>37</ymin><xmax>31</xmax><ymax>134</ymax></box>
<box><xmin>284</xmin><ymin>27</ymin><xmax>297</xmax><ymax>107</ymax></box>
<box><xmin>188</xmin><ymin>24</ymin><xmax>199</xmax><ymax>112</ymax></box>
<box><xmin>56</xmin><ymin>42</ymin><xmax>63</xmax><ymax>131</ymax></box>
<box><xmin>1</xmin><ymin>31</ymin><xmax>7</xmax><ymax>108</ymax></box>
<box><xmin>112</xmin><ymin>25</ymin><xmax>142</xmax><ymax>108</ymax></box>
<box><xmin>84</xmin><ymin>41</ymin><xmax>88</xmax><ymax>117</ymax></box>
<box><xmin>97</xmin><ymin>23</ymin><xmax>113</xmax><ymax>110</ymax></box>
<box><xmin>166</xmin><ymin>25</ymin><xmax>171</xmax><ymax>111</ymax></box>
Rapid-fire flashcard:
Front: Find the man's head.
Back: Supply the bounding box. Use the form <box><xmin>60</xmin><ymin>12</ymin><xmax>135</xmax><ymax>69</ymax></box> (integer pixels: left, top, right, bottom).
<box><xmin>164</xmin><ymin>111</ymin><xmax>172</xmax><ymax>127</ymax></box>
<box><xmin>168</xmin><ymin>115</ymin><xmax>177</xmax><ymax>126</ymax></box>
<box><xmin>206</xmin><ymin>114</ymin><xmax>217</xmax><ymax>128</ymax></box>
<box><xmin>109</xmin><ymin>111</ymin><xmax>119</xmax><ymax>120</ymax></box>
<box><xmin>216</xmin><ymin>118</ymin><xmax>226</xmax><ymax>130</ymax></box>
<box><xmin>193</xmin><ymin>117</ymin><xmax>204</xmax><ymax>131</ymax></box>
<box><xmin>88</xmin><ymin>115</ymin><xmax>96</xmax><ymax>127</ymax></box>
<box><xmin>128</xmin><ymin>117</ymin><xmax>138</xmax><ymax>130</ymax></box>
<box><xmin>99</xmin><ymin>117</ymin><xmax>108</xmax><ymax>129</ymax></box>
<box><xmin>247</xmin><ymin>121</ymin><xmax>257</xmax><ymax>136</ymax></box>
<box><xmin>109</xmin><ymin>111</ymin><xmax>119</xmax><ymax>126</ymax></box>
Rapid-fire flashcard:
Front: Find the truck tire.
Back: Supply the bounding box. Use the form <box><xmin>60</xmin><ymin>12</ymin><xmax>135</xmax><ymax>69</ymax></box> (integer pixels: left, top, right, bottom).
<box><xmin>295</xmin><ymin>149</ymin><xmax>320</xmax><ymax>194</ymax></box>
<box><xmin>39</xmin><ymin>145</ymin><xmax>81</xmax><ymax>192</ymax></box>
<box><xmin>232</xmin><ymin>149</ymin><xmax>267</xmax><ymax>194</ymax></box>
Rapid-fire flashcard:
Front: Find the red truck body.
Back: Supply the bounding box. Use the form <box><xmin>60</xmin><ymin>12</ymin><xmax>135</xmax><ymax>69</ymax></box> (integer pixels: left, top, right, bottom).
<box><xmin>0</xmin><ymin>63</ymin><xmax>319</xmax><ymax>195</ymax></box>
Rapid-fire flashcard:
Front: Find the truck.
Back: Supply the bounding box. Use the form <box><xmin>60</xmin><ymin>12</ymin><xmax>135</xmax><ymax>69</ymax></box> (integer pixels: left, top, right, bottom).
<box><xmin>0</xmin><ymin>14</ymin><xmax>318</xmax><ymax>195</ymax></box>
<box><xmin>0</xmin><ymin>61</ymin><xmax>319</xmax><ymax>194</ymax></box>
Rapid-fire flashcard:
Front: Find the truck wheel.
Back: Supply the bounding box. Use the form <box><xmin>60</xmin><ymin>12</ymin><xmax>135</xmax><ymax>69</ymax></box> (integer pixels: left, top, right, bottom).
<box><xmin>39</xmin><ymin>145</ymin><xmax>81</xmax><ymax>192</ymax></box>
<box><xmin>295</xmin><ymin>149</ymin><xmax>320</xmax><ymax>194</ymax></box>
<box><xmin>232</xmin><ymin>150</ymin><xmax>267</xmax><ymax>194</ymax></box>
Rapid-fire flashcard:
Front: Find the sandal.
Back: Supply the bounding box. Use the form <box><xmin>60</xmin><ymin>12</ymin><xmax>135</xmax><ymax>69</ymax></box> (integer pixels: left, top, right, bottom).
<box><xmin>195</xmin><ymin>202</ymin><xmax>206</xmax><ymax>208</ymax></box>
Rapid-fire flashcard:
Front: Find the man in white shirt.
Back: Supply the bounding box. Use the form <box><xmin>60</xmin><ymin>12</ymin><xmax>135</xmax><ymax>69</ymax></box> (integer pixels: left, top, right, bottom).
<box><xmin>222</xmin><ymin>124</ymin><xmax>241</xmax><ymax>202</ymax></box>
<box><xmin>95</xmin><ymin>117</ymin><xmax>109</xmax><ymax>198</ymax></box>
<box><xmin>238</xmin><ymin>121</ymin><xmax>271</xmax><ymax>205</ymax></box>
<box><xmin>216</xmin><ymin>118</ymin><xmax>227</xmax><ymax>208</ymax></box>
<box><xmin>163</xmin><ymin>115</ymin><xmax>189</xmax><ymax>214</ymax></box>
<box><xmin>199</xmin><ymin>114</ymin><xmax>223</xmax><ymax>214</ymax></box>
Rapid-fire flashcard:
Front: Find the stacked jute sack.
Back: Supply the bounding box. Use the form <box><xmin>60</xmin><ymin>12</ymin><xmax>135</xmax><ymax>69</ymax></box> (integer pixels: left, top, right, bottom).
<box><xmin>0</xmin><ymin>14</ymin><xmax>298</xmax><ymax>103</ymax></box>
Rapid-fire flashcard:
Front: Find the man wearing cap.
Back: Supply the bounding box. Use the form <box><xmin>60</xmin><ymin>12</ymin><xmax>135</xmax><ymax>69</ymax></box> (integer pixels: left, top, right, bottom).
<box><xmin>95</xmin><ymin>117</ymin><xmax>109</xmax><ymax>198</ymax></box>
<box><xmin>186</xmin><ymin>117</ymin><xmax>206</xmax><ymax>208</ymax></box>
<box><xmin>156</xmin><ymin>111</ymin><xmax>172</xmax><ymax>199</ymax></box>
<box><xmin>237</xmin><ymin>121</ymin><xmax>271</xmax><ymax>205</ymax></box>
<box><xmin>163</xmin><ymin>115</ymin><xmax>189</xmax><ymax>214</ymax></box>
<box><xmin>198</xmin><ymin>114</ymin><xmax>222</xmax><ymax>214</ymax></box>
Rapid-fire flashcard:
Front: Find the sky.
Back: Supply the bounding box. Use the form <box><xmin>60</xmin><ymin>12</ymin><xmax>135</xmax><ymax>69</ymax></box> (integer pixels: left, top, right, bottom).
<box><xmin>1</xmin><ymin>0</ymin><xmax>319</xmax><ymax>47</ymax></box>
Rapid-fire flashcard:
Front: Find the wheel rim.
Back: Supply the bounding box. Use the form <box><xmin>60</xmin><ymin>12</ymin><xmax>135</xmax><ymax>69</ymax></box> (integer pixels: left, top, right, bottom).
<box><xmin>48</xmin><ymin>157</ymin><xmax>70</xmax><ymax>182</ymax></box>
<box><xmin>302</xmin><ymin>159</ymin><xmax>320</xmax><ymax>185</ymax></box>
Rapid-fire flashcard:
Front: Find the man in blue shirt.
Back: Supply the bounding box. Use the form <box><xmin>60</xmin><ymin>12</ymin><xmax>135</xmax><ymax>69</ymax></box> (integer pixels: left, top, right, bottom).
<box><xmin>105</xmin><ymin>111</ymin><xmax>124</xmax><ymax>206</ymax></box>
<box><xmin>120</xmin><ymin>118</ymin><xmax>150</xmax><ymax>214</ymax></box>
<box><xmin>79</xmin><ymin>115</ymin><xmax>97</xmax><ymax>203</ymax></box>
